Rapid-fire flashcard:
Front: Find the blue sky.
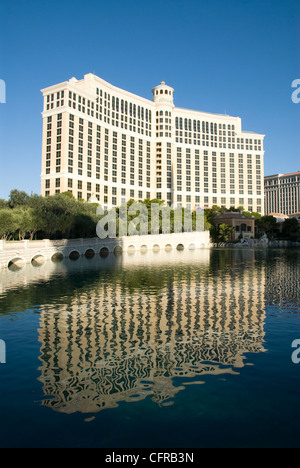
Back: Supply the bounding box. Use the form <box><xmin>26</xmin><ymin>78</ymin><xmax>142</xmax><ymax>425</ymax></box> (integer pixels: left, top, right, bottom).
<box><xmin>0</xmin><ymin>0</ymin><xmax>299</xmax><ymax>199</ymax></box>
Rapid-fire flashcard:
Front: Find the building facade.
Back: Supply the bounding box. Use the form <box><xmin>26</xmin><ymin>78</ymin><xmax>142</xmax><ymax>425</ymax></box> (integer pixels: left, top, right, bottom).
<box><xmin>214</xmin><ymin>212</ymin><xmax>256</xmax><ymax>242</ymax></box>
<box><xmin>41</xmin><ymin>74</ymin><xmax>265</xmax><ymax>213</ymax></box>
<box><xmin>265</xmin><ymin>172</ymin><xmax>300</xmax><ymax>216</ymax></box>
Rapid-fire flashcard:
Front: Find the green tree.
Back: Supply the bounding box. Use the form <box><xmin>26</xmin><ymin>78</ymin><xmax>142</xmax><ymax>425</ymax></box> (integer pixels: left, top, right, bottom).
<box><xmin>0</xmin><ymin>192</ymin><xmax>101</xmax><ymax>240</ymax></box>
<box><xmin>13</xmin><ymin>207</ymin><xmax>41</xmax><ymax>240</ymax></box>
<box><xmin>71</xmin><ymin>213</ymin><xmax>98</xmax><ymax>238</ymax></box>
<box><xmin>0</xmin><ymin>199</ymin><xmax>9</xmax><ymax>209</ymax></box>
<box><xmin>60</xmin><ymin>191</ymin><xmax>76</xmax><ymax>199</ymax></box>
<box><xmin>256</xmin><ymin>215</ymin><xmax>277</xmax><ymax>237</ymax></box>
<box><xmin>204</xmin><ymin>206</ymin><xmax>227</xmax><ymax>240</ymax></box>
<box><xmin>9</xmin><ymin>189</ymin><xmax>30</xmax><ymax>208</ymax></box>
<box><xmin>29</xmin><ymin>194</ymin><xmax>77</xmax><ymax>238</ymax></box>
<box><xmin>228</xmin><ymin>206</ymin><xmax>244</xmax><ymax>212</ymax></box>
<box><xmin>242</xmin><ymin>210</ymin><xmax>261</xmax><ymax>219</ymax></box>
<box><xmin>283</xmin><ymin>218</ymin><xmax>299</xmax><ymax>240</ymax></box>
<box><xmin>217</xmin><ymin>223</ymin><xmax>234</xmax><ymax>243</ymax></box>
<box><xmin>0</xmin><ymin>209</ymin><xmax>19</xmax><ymax>239</ymax></box>
<box><xmin>205</xmin><ymin>206</ymin><xmax>227</xmax><ymax>224</ymax></box>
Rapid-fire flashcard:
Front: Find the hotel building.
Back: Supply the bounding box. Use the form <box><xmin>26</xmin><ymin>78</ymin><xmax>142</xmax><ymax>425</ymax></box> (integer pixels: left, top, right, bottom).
<box><xmin>265</xmin><ymin>172</ymin><xmax>300</xmax><ymax>216</ymax></box>
<box><xmin>41</xmin><ymin>74</ymin><xmax>265</xmax><ymax>213</ymax></box>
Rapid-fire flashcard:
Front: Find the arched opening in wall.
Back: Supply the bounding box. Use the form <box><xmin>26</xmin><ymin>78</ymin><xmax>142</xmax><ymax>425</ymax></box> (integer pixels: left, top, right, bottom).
<box><xmin>8</xmin><ymin>257</ymin><xmax>25</xmax><ymax>271</ymax></box>
<box><xmin>100</xmin><ymin>247</ymin><xmax>110</xmax><ymax>257</ymax></box>
<box><xmin>140</xmin><ymin>245</ymin><xmax>148</xmax><ymax>254</ymax></box>
<box><xmin>153</xmin><ymin>244</ymin><xmax>160</xmax><ymax>253</ymax></box>
<box><xmin>31</xmin><ymin>254</ymin><xmax>46</xmax><ymax>267</ymax></box>
<box><xmin>176</xmin><ymin>244</ymin><xmax>184</xmax><ymax>251</ymax></box>
<box><xmin>85</xmin><ymin>249</ymin><xmax>95</xmax><ymax>259</ymax></box>
<box><xmin>200</xmin><ymin>243</ymin><xmax>206</xmax><ymax>249</ymax></box>
<box><xmin>165</xmin><ymin>244</ymin><xmax>172</xmax><ymax>252</ymax></box>
<box><xmin>127</xmin><ymin>245</ymin><xmax>136</xmax><ymax>255</ymax></box>
<box><xmin>114</xmin><ymin>246</ymin><xmax>123</xmax><ymax>256</ymax></box>
<box><xmin>51</xmin><ymin>252</ymin><xmax>64</xmax><ymax>263</ymax></box>
<box><xmin>69</xmin><ymin>251</ymin><xmax>81</xmax><ymax>261</ymax></box>
<box><xmin>189</xmin><ymin>244</ymin><xmax>196</xmax><ymax>251</ymax></box>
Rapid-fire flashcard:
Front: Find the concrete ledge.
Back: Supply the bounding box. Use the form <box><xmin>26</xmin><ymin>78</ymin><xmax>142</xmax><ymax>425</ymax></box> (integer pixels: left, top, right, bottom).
<box><xmin>0</xmin><ymin>231</ymin><xmax>210</xmax><ymax>269</ymax></box>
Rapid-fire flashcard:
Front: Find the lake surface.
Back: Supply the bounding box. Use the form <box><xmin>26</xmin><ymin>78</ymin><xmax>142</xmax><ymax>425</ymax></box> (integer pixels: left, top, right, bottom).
<box><xmin>0</xmin><ymin>248</ymin><xmax>299</xmax><ymax>448</ymax></box>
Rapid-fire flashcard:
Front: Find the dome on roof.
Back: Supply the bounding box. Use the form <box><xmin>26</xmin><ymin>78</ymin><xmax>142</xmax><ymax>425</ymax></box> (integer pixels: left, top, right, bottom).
<box><xmin>152</xmin><ymin>81</ymin><xmax>174</xmax><ymax>106</ymax></box>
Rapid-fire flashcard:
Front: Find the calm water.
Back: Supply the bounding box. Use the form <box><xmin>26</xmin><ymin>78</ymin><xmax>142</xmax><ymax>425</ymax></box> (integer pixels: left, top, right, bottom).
<box><xmin>0</xmin><ymin>248</ymin><xmax>299</xmax><ymax>448</ymax></box>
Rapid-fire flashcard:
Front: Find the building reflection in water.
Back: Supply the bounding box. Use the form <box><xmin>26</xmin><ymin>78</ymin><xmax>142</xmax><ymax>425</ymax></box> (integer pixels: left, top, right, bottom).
<box><xmin>34</xmin><ymin>249</ymin><xmax>267</xmax><ymax>415</ymax></box>
<box><xmin>264</xmin><ymin>251</ymin><xmax>300</xmax><ymax>306</ymax></box>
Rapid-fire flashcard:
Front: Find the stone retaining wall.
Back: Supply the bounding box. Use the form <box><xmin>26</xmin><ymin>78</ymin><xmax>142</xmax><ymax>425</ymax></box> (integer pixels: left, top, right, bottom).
<box><xmin>0</xmin><ymin>231</ymin><xmax>210</xmax><ymax>269</ymax></box>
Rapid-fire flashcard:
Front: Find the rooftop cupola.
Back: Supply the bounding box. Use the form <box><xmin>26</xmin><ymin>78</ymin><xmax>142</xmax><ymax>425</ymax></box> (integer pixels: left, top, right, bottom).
<box><xmin>152</xmin><ymin>81</ymin><xmax>174</xmax><ymax>106</ymax></box>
